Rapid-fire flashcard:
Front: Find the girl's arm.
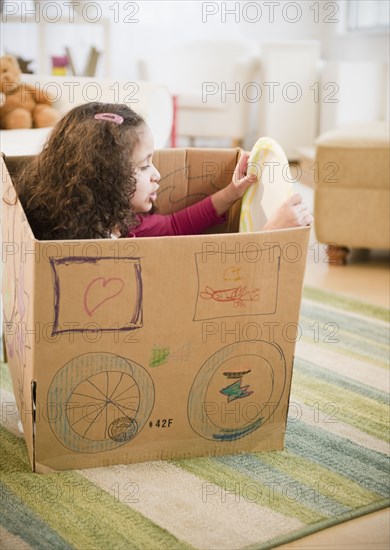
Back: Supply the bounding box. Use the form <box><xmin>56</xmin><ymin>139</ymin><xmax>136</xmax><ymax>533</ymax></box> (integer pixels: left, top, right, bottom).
<box><xmin>211</xmin><ymin>152</ymin><xmax>313</xmax><ymax>230</ymax></box>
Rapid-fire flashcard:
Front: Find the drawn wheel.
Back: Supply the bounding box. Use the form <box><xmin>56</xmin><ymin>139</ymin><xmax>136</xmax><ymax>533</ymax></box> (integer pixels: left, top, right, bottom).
<box><xmin>67</xmin><ymin>371</ymin><xmax>140</xmax><ymax>440</ymax></box>
<box><xmin>48</xmin><ymin>352</ymin><xmax>154</xmax><ymax>453</ymax></box>
<box><xmin>188</xmin><ymin>341</ymin><xmax>286</xmax><ymax>441</ymax></box>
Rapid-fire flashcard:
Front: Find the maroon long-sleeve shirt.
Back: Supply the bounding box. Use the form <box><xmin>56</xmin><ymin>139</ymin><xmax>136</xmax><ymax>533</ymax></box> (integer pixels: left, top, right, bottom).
<box><xmin>128</xmin><ymin>196</ymin><xmax>226</xmax><ymax>237</ymax></box>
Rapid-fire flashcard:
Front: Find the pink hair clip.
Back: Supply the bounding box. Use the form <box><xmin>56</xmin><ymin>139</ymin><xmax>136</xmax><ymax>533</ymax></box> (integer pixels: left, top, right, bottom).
<box><xmin>94</xmin><ymin>113</ymin><xmax>124</xmax><ymax>125</ymax></box>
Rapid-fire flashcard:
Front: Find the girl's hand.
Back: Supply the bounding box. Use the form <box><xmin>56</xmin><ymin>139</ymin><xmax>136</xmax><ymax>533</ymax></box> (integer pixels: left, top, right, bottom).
<box><xmin>230</xmin><ymin>152</ymin><xmax>257</xmax><ymax>200</ymax></box>
<box><xmin>211</xmin><ymin>152</ymin><xmax>257</xmax><ymax>215</ymax></box>
<box><xmin>263</xmin><ymin>192</ymin><xmax>314</xmax><ymax>230</ymax></box>
<box><xmin>211</xmin><ymin>154</ymin><xmax>313</xmax><ymax>231</ymax></box>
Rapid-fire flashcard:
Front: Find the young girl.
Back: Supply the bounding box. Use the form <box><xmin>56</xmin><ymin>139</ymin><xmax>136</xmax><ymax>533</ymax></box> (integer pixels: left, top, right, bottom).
<box><xmin>15</xmin><ymin>102</ymin><xmax>313</xmax><ymax>240</ymax></box>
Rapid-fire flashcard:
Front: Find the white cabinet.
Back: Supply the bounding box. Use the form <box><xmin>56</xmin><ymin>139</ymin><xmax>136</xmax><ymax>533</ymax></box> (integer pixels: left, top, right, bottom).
<box><xmin>319</xmin><ymin>61</ymin><xmax>388</xmax><ymax>134</ymax></box>
<box><xmin>258</xmin><ymin>41</ymin><xmax>321</xmax><ymax>160</ymax></box>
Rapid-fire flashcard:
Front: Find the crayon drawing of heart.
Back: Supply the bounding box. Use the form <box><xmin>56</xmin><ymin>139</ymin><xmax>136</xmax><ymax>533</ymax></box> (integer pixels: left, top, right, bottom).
<box><xmin>84</xmin><ymin>277</ymin><xmax>125</xmax><ymax>316</ymax></box>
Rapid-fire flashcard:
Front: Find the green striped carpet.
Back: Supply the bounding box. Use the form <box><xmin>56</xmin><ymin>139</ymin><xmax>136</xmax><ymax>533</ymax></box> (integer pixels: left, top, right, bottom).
<box><xmin>1</xmin><ymin>287</ymin><xmax>389</xmax><ymax>550</ymax></box>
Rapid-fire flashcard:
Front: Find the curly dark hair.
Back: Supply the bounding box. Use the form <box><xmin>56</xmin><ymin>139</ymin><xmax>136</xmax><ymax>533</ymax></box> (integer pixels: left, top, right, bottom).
<box><xmin>14</xmin><ymin>102</ymin><xmax>145</xmax><ymax>240</ymax></box>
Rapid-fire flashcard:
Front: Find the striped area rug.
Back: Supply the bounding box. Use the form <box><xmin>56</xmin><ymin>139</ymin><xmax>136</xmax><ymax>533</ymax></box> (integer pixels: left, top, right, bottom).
<box><xmin>1</xmin><ymin>287</ymin><xmax>389</xmax><ymax>550</ymax></box>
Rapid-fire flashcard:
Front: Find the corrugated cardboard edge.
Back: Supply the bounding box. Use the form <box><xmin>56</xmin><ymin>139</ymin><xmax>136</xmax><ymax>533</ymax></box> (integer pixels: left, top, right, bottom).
<box><xmin>35</xmin><ymin>461</ymin><xmax>57</xmax><ymax>474</ymax></box>
<box><xmin>31</xmin><ymin>380</ymin><xmax>36</xmax><ymax>472</ymax></box>
<box><xmin>1</xmin><ymin>155</ymin><xmax>36</xmax><ymax>471</ymax></box>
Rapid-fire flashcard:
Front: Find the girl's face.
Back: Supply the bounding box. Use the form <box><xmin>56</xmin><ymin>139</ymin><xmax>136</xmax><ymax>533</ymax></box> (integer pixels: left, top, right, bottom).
<box><xmin>131</xmin><ymin>125</ymin><xmax>161</xmax><ymax>214</ymax></box>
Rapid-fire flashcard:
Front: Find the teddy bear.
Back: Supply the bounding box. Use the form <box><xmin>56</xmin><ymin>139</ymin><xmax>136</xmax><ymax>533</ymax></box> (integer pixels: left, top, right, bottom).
<box><xmin>0</xmin><ymin>55</ymin><xmax>59</xmax><ymax>129</ymax></box>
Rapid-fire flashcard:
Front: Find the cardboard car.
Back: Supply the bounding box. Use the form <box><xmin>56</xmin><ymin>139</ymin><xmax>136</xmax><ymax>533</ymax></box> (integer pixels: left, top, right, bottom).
<box><xmin>1</xmin><ymin>148</ymin><xmax>310</xmax><ymax>472</ymax></box>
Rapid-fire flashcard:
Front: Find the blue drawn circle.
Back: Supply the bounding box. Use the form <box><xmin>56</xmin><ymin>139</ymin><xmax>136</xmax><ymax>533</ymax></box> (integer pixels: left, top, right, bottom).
<box><xmin>187</xmin><ymin>340</ymin><xmax>286</xmax><ymax>441</ymax></box>
<box><xmin>47</xmin><ymin>352</ymin><xmax>154</xmax><ymax>453</ymax></box>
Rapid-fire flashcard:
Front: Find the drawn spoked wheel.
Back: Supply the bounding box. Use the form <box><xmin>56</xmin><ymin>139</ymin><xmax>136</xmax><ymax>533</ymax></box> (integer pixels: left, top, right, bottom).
<box><xmin>188</xmin><ymin>341</ymin><xmax>286</xmax><ymax>442</ymax></box>
<box><xmin>48</xmin><ymin>352</ymin><xmax>154</xmax><ymax>453</ymax></box>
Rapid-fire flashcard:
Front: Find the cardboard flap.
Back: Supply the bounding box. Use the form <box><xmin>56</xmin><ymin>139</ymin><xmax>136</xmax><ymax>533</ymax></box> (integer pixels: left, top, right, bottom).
<box><xmin>186</xmin><ymin>147</ymin><xmax>239</xmax><ymax>200</ymax></box>
<box><xmin>154</xmin><ymin>148</ymin><xmax>242</xmax><ymax>232</ymax></box>
<box><xmin>153</xmin><ymin>148</ymin><xmax>189</xmax><ymax>214</ymax></box>
<box><xmin>1</xmin><ymin>157</ymin><xmax>36</xmax><ymax>469</ymax></box>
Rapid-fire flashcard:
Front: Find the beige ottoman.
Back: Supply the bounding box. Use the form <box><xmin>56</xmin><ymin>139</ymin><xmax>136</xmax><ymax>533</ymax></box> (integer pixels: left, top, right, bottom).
<box><xmin>314</xmin><ymin>121</ymin><xmax>390</xmax><ymax>264</ymax></box>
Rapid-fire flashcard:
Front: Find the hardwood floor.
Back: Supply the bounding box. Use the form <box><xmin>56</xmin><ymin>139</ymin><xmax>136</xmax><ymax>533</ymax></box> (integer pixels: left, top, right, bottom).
<box><xmin>278</xmin><ymin>508</ymin><xmax>390</xmax><ymax>549</ymax></box>
<box><xmin>304</xmin><ymin>246</ymin><xmax>389</xmax><ymax>308</ymax></box>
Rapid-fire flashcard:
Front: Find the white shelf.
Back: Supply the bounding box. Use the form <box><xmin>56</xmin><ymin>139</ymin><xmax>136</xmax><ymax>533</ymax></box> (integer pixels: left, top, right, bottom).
<box><xmin>1</xmin><ymin>15</ymin><xmax>110</xmax><ymax>76</ymax></box>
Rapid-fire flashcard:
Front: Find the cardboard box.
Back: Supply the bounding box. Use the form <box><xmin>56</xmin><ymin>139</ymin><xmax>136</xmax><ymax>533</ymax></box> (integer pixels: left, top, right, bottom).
<box><xmin>1</xmin><ymin>149</ymin><xmax>310</xmax><ymax>472</ymax></box>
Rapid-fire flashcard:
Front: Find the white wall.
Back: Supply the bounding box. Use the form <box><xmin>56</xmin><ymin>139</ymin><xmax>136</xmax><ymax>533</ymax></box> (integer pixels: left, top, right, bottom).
<box><xmin>1</xmin><ymin>0</ymin><xmax>388</xmax><ymax>141</ymax></box>
<box><xmin>317</xmin><ymin>1</ymin><xmax>389</xmax><ymax>129</ymax></box>
<box><xmin>239</xmin><ymin>0</ymin><xmax>389</xmax><ymax>63</ymax></box>
<box><xmin>1</xmin><ymin>1</ymin><xmax>388</xmax><ymax>77</ymax></box>
<box><xmin>239</xmin><ymin>0</ymin><xmax>324</xmax><ymax>45</ymax></box>
<box><xmin>320</xmin><ymin>1</ymin><xmax>389</xmax><ymax>63</ymax></box>
<box><xmin>1</xmin><ymin>1</ymin><xmax>245</xmax><ymax>77</ymax></box>
<box><xmin>105</xmin><ymin>1</ymin><xmax>244</xmax><ymax>79</ymax></box>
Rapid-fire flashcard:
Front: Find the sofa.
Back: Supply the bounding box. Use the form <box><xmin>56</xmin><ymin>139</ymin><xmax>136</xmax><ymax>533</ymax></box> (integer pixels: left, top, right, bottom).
<box><xmin>0</xmin><ymin>75</ymin><xmax>173</xmax><ymax>157</ymax></box>
<box><xmin>314</xmin><ymin>121</ymin><xmax>390</xmax><ymax>264</ymax></box>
